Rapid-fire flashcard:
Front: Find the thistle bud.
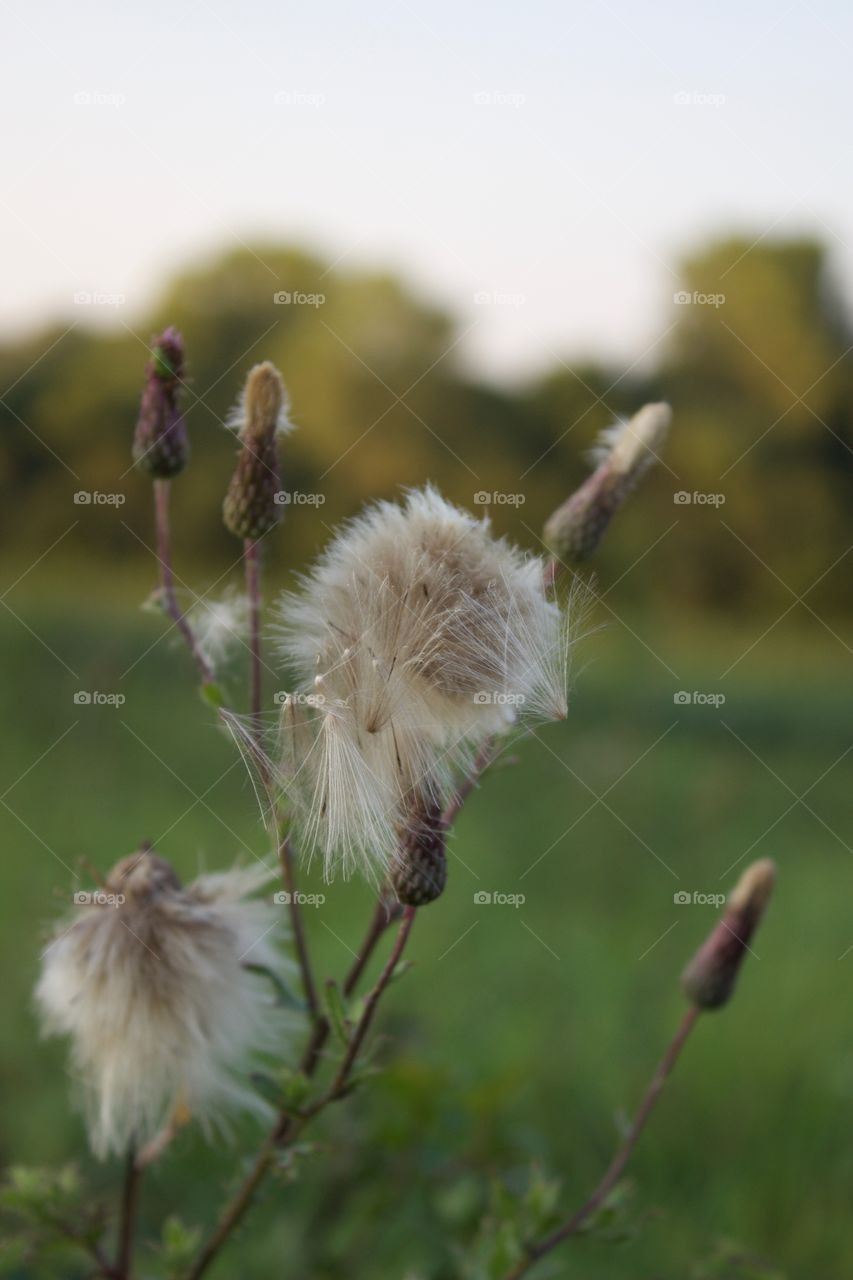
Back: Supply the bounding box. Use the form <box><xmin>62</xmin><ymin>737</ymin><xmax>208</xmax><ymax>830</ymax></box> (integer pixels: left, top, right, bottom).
<box><xmin>681</xmin><ymin>858</ymin><xmax>776</xmax><ymax>1010</ymax></box>
<box><xmin>223</xmin><ymin>361</ymin><xmax>293</xmax><ymax>541</ymax></box>
<box><xmin>543</xmin><ymin>402</ymin><xmax>671</xmax><ymax>563</ymax></box>
<box><xmin>132</xmin><ymin>327</ymin><xmax>189</xmax><ymax>478</ymax></box>
<box><xmin>390</xmin><ymin>800</ymin><xmax>447</xmax><ymax>906</ymax></box>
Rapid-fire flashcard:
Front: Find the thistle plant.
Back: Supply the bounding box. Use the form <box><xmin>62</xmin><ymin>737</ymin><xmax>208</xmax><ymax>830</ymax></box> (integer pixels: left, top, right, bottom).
<box><xmin>5</xmin><ymin>335</ymin><xmax>782</xmax><ymax>1280</ymax></box>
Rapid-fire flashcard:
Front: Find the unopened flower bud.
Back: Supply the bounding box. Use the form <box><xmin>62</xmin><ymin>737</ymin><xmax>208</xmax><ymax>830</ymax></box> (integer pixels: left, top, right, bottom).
<box><xmin>543</xmin><ymin>402</ymin><xmax>671</xmax><ymax>563</ymax></box>
<box><xmin>223</xmin><ymin>361</ymin><xmax>293</xmax><ymax>542</ymax></box>
<box><xmin>390</xmin><ymin>800</ymin><xmax>447</xmax><ymax>906</ymax></box>
<box><xmin>132</xmin><ymin>327</ymin><xmax>189</xmax><ymax>478</ymax></box>
<box><xmin>681</xmin><ymin>858</ymin><xmax>776</xmax><ymax>1010</ymax></box>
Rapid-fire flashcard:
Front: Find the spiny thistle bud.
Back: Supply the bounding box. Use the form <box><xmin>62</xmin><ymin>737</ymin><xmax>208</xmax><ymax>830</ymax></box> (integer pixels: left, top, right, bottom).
<box><xmin>390</xmin><ymin>799</ymin><xmax>448</xmax><ymax>906</ymax></box>
<box><xmin>35</xmin><ymin>846</ymin><xmax>288</xmax><ymax>1158</ymax></box>
<box><xmin>132</xmin><ymin>327</ymin><xmax>189</xmax><ymax>478</ymax></box>
<box><xmin>543</xmin><ymin>402</ymin><xmax>671</xmax><ymax>563</ymax></box>
<box><xmin>681</xmin><ymin>858</ymin><xmax>776</xmax><ymax>1010</ymax></box>
<box><xmin>223</xmin><ymin>361</ymin><xmax>293</xmax><ymax>541</ymax></box>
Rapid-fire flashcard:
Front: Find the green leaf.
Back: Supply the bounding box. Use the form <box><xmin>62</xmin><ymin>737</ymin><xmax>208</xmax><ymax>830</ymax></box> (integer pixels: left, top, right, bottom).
<box><xmin>200</xmin><ymin>681</ymin><xmax>226</xmax><ymax>709</ymax></box>
<box><xmin>161</xmin><ymin>1215</ymin><xmax>201</xmax><ymax>1275</ymax></box>
<box><xmin>244</xmin><ymin>963</ymin><xmax>306</xmax><ymax>1012</ymax></box>
<box><xmin>324</xmin><ymin>980</ymin><xmax>350</xmax><ymax>1045</ymax></box>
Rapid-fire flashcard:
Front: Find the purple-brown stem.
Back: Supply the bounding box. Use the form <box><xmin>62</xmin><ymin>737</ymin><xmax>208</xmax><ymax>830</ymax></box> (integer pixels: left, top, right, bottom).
<box><xmin>502</xmin><ymin>1004</ymin><xmax>701</xmax><ymax>1279</ymax></box>
<box><xmin>240</xmin><ymin>533</ymin><xmax>320</xmax><ymax>1028</ymax></box>
<box><xmin>115</xmin><ymin>1147</ymin><xmax>142</xmax><ymax>1280</ymax></box>
<box><xmin>244</xmin><ymin>537</ymin><xmax>263</xmax><ymax>725</ymax></box>
<box><xmin>152</xmin><ymin>479</ymin><xmax>213</xmax><ymax>685</ymax></box>
<box><xmin>279</xmin><ymin>831</ymin><xmax>322</xmax><ymax>1024</ymax></box>
<box><xmin>185</xmin><ymin>903</ymin><xmax>416</xmax><ymax>1280</ymax></box>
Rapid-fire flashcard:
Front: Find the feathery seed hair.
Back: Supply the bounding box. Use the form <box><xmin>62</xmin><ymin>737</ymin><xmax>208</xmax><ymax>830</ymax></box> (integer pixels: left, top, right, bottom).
<box><xmin>35</xmin><ymin>849</ymin><xmax>286</xmax><ymax>1159</ymax></box>
<box><xmin>273</xmin><ymin>486</ymin><xmax>575</xmax><ymax>878</ymax></box>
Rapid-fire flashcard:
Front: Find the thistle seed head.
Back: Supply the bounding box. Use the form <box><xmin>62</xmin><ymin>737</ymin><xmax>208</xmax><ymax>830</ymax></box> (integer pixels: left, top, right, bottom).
<box><xmin>35</xmin><ymin>846</ymin><xmax>288</xmax><ymax>1158</ymax></box>
<box><xmin>273</xmin><ymin>486</ymin><xmax>578</xmax><ymax>880</ymax></box>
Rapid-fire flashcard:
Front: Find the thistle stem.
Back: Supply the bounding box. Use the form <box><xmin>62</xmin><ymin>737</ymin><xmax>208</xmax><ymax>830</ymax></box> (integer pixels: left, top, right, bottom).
<box><xmin>325</xmin><ymin>905</ymin><xmax>416</xmax><ymax>1101</ymax></box>
<box><xmin>184</xmin><ymin>903</ymin><xmax>416</xmax><ymax>1280</ymax></box>
<box><xmin>152</xmin><ymin>479</ymin><xmax>213</xmax><ymax>684</ymax></box>
<box><xmin>502</xmin><ymin>1004</ymin><xmax>701</xmax><ymax>1279</ymax></box>
<box><xmin>240</xmin><ymin>533</ymin><xmax>319</xmax><ymax>1027</ymax></box>
<box><xmin>243</xmin><ymin>537</ymin><xmax>263</xmax><ymax>725</ymax></box>
<box><xmin>278</xmin><ymin>831</ymin><xmax>322</xmax><ymax>1024</ymax></box>
<box><xmin>115</xmin><ymin>1147</ymin><xmax>142</xmax><ymax>1280</ymax></box>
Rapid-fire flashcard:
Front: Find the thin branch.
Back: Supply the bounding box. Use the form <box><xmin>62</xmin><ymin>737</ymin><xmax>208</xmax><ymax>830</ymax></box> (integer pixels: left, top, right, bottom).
<box><xmin>184</xmin><ymin>903</ymin><xmax>416</xmax><ymax>1280</ymax></box>
<box><xmin>115</xmin><ymin>1147</ymin><xmax>142</xmax><ymax>1280</ymax></box>
<box><xmin>244</xmin><ymin>537</ymin><xmax>263</xmax><ymax>724</ymax></box>
<box><xmin>502</xmin><ymin>1004</ymin><xmax>702</xmax><ymax>1279</ymax></box>
<box><xmin>278</xmin><ymin>831</ymin><xmax>322</xmax><ymax>1024</ymax></box>
<box><xmin>323</xmin><ymin>905</ymin><xmax>416</xmax><ymax>1103</ymax></box>
<box><xmin>152</xmin><ymin>479</ymin><xmax>213</xmax><ymax>684</ymax></box>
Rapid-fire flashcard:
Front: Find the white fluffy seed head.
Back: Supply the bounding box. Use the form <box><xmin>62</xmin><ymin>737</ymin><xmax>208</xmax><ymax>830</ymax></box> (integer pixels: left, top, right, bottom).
<box><xmin>273</xmin><ymin>486</ymin><xmax>576</xmax><ymax>878</ymax></box>
<box><xmin>35</xmin><ymin>849</ymin><xmax>287</xmax><ymax>1159</ymax></box>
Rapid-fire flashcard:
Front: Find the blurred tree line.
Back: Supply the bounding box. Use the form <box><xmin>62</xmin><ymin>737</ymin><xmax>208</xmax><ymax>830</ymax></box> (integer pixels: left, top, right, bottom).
<box><xmin>0</xmin><ymin>235</ymin><xmax>850</xmax><ymax>618</ymax></box>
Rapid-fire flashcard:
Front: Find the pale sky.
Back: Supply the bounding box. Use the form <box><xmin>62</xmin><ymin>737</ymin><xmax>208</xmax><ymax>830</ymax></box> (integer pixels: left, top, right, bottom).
<box><xmin>2</xmin><ymin>0</ymin><xmax>852</xmax><ymax>378</ymax></box>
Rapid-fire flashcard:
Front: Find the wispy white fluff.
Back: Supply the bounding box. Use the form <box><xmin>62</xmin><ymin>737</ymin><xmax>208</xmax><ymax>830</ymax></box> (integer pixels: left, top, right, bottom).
<box><xmin>225</xmin><ymin>360</ymin><xmax>295</xmax><ymax>438</ymax></box>
<box><xmin>588</xmin><ymin>402</ymin><xmax>671</xmax><ymax>479</ymax></box>
<box><xmin>35</xmin><ymin>851</ymin><xmax>287</xmax><ymax>1159</ymax></box>
<box><xmin>272</xmin><ymin>486</ymin><xmax>576</xmax><ymax>878</ymax></box>
<box><xmin>190</xmin><ymin>589</ymin><xmax>250</xmax><ymax>668</ymax></box>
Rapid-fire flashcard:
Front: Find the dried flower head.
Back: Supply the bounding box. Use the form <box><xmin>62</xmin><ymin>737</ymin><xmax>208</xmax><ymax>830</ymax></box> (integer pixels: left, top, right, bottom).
<box><xmin>544</xmin><ymin>401</ymin><xmax>671</xmax><ymax>563</ymax></box>
<box><xmin>132</xmin><ymin>327</ymin><xmax>189</xmax><ymax>479</ymax></box>
<box><xmin>681</xmin><ymin>858</ymin><xmax>776</xmax><ymax>1010</ymax></box>
<box><xmin>223</xmin><ymin>362</ymin><xmax>294</xmax><ymax>542</ymax></box>
<box><xmin>271</xmin><ymin>486</ymin><xmax>576</xmax><ymax>881</ymax></box>
<box><xmin>35</xmin><ymin>848</ymin><xmax>285</xmax><ymax>1159</ymax></box>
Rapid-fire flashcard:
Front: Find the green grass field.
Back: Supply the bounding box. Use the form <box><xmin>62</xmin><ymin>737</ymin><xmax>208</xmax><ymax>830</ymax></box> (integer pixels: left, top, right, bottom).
<box><xmin>1</xmin><ymin>595</ymin><xmax>849</xmax><ymax>1279</ymax></box>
